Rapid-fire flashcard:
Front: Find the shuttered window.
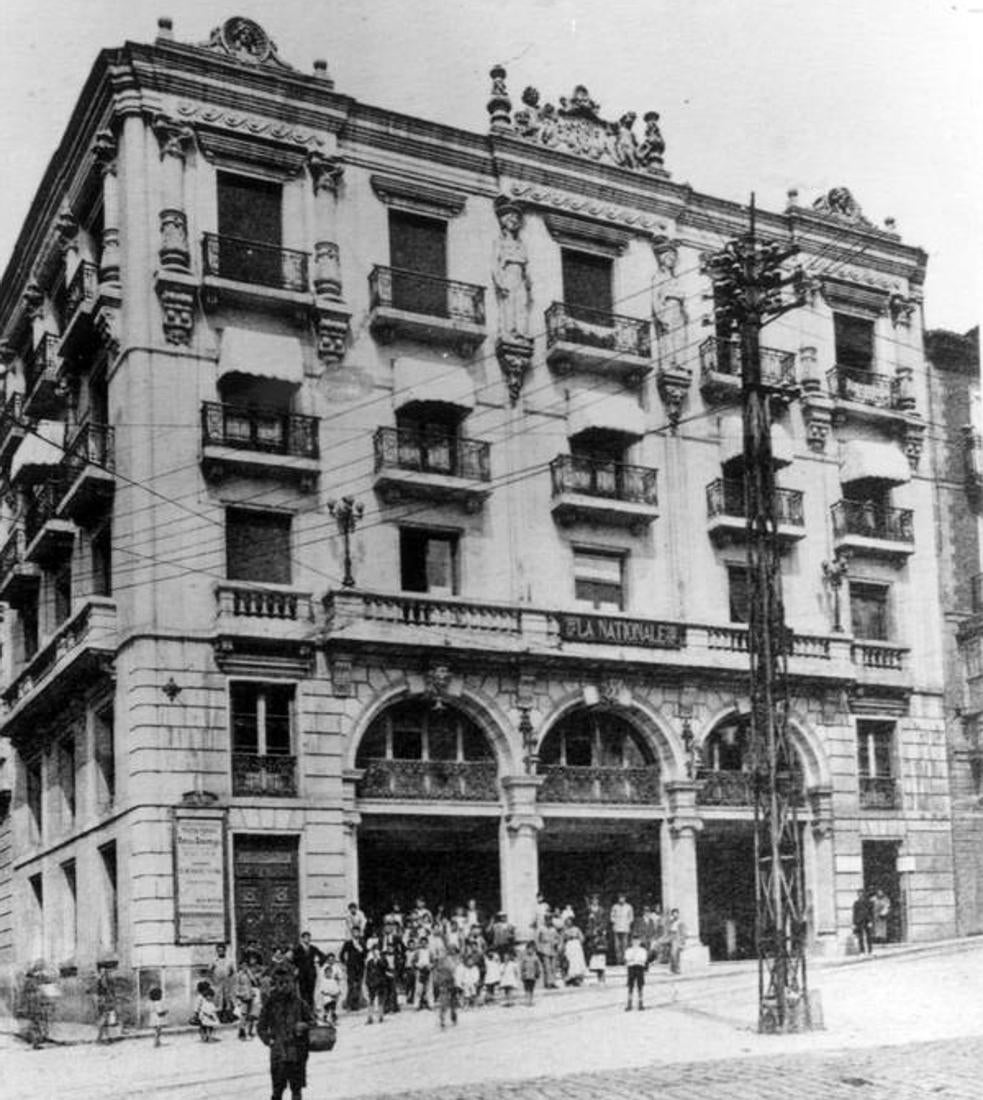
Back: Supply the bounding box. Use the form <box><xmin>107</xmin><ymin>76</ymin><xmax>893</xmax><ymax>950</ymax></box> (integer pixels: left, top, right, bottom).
<box><xmin>226</xmin><ymin>509</ymin><xmax>292</xmax><ymax>585</ymax></box>
<box><xmin>573</xmin><ymin>550</ymin><xmax>625</xmax><ymax>611</ymax></box>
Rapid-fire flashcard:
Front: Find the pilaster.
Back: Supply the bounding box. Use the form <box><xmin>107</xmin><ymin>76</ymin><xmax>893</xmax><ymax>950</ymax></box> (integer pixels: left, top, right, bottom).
<box><xmin>501</xmin><ymin>775</ymin><xmax>544</xmax><ymax>936</ymax></box>
<box><xmin>663</xmin><ymin>780</ymin><xmax>709</xmax><ymax>968</ymax></box>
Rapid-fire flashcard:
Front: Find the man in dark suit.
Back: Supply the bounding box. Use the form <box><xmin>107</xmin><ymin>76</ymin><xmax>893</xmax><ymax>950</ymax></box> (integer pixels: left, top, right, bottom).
<box><xmin>292</xmin><ymin>931</ymin><xmax>326</xmax><ymax>1009</ymax></box>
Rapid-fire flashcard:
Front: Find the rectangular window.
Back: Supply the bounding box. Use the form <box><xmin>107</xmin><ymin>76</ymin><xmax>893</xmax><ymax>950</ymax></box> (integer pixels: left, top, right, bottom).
<box><xmin>58</xmin><ymin>737</ymin><xmax>76</xmax><ymax>826</ymax></box>
<box><xmin>98</xmin><ymin>842</ymin><xmax>118</xmax><ymax>951</ymax></box>
<box><xmin>53</xmin><ymin>560</ymin><xmax>72</xmax><ymax>626</ymax></box>
<box><xmin>562</xmin><ymin>249</ymin><xmax>613</xmax><ymax>320</ymax></box>
<box><xmin>92</xmin><ymin>523</ymin><xmax>112</xmax><ymax>597</ymax></box>
<box><xmin>61</xmin><ymin>859</ymin><xmax>77</xmax><ymax>960</ymax></box>
<box><xmin>94</xmin><ymin>705</ymin><xmax>115</xmax><ymax>812</ymax></box>
<box><xmin>21</xmin><ymin>600</ymin><xmax>39</xmax><ymax>662</ymax></box>
<box><xmin>399</xmin><ymin>528</ymin><xmax>458</xmax><ymax>596</ymax></box>
<box><xmin>728</xmin><ymin>564</ymin><xmax>750</xmax><ymax>624</ymax></box>
<box><xmin>226</xmin><ymin>509</ymin><xmax>292</xmax><ymax>586</ymax></box>
<box><xmin>26</xmin><ymin>757</ymin><xmax>42</xmax><ymax>844</ymax></box>
<box><xmin>28</xmin><ymin>873</ymin><xmax>44</xmax><ymax>960</ymax></box>
<box><xmin>573</xmin><ymin>550</ymin><xmax>625</xmax><ymax>612</ymax></box>
<box><xmin>216</xmin><ymin>172</ymin><xmax>283</xmax><ymax>286</ymax></box>
<box><xmin>230</xmin><ymin>682</ymin><xmax>295</xmax><ymax>756</ymax></box>
<box><xmin>389</xmin><ymin>211</ymin><xmax>448</xmax><ymax>316</ymax></box>
<box><xmin>850</xmin><ymin>581</ymin><xmax>889</xmax><ymax>641</ymax></box>
<box><xmin>834</xmin><ymin>313</ymin><xmax>875</xmax><ymax>372</ymax></box>
<box><xmin>857</xmin><ymin>720</ymin><xmax>894</xmax><ymax>779</ymax></box>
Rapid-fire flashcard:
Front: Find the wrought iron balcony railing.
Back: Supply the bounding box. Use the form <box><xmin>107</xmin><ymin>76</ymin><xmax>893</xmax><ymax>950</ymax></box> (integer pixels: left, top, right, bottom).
<box><xmin>0</xmin><ymin>524</ymin><xmax>26</xmax><ymax>578</ymax></box>
<box><xmin>550</xmin><ymin>454</ymin><xmax>658</xmax><ymax>505</ymax></box>
<box><xmin>827</xmin><ymin>365</ymin><xmax>899</xmax><ymax>410</ymax></box>
<box><xmin>232</xmin><ymin>752</ymin><xmax>297</xmax><ymax>798</ymax></box>
<box><xmin>859</xmin><ymin>775</ymin><xmax>899</xmax><ymax>810</ymax></box>
<box><xmin>201</xmin><ymin>233</ymin><xmax>309</xmax><ymax>293</ymax></box>
<box><xmin>64</xmin><ymin>421</ymin><xmax>114</xmax><ymax>473</ymax></box>
<box><xmin>831</xmin><ymin>500</ymin><xmax>914</xmax><ymax>543</ymax></box>
<box><xmin>699</xmin><ymin>336</ymin><xmax>796</xmax><ymax>387</ymax></box>
<box><xmin>201</xmin><ymin>402</ymin><xmax>319</xmax><ymax>459</ymax></box>
<box><xmin>373</xmin><ymin>426</ymin><xmax>490</xmax><ymax>481</ymax></box>
<box><xmin>706</xmin><ymin>478</ymin><xmax>804</xmax><ymax>526</ymax></box>
<box><xmin>696</xmin><ymin>767</ymin><xmax>805</xmax><ymax>807</ymax></box>
<box><xmin>357</xmin><ymin>758</ymin><xmax>499</xmax><ymax>801</ymax></box>
<box><xmin>0</xmin><ymin>392</ymin><xmax>26</xmax><ymax>456</ymax></box>
<box><xmin>537</xmin><ymin>764</ymin><xmax>661</xmax><ymax>804</ymax></box>
<box><xmin>369</xmin><ymin>265</ymin><xmax>485</xmax><ymax>325</ymax></box>
<box><xmin>25</xmin><ymin>333</ymin><xmax>60</xmax><ymax>395</ymax></box>
<box><xmin>24</xmin><ymin>475</ymin><xmax>69</xmax><ymax>546</ymax></box>
<box><xmin>58</xmin><ymin>261</ymin><xmax>98</xmax><ymax>331</ymax></box>
<box><xmin>545</xmin><ymin>301</ymin><xmax>651</xmax><ymax>359</ymax></box>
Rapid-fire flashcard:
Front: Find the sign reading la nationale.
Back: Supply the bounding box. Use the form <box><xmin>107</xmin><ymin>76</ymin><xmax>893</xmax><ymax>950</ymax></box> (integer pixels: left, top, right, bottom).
<box><xmin>559</xmin><ymin>613</ymin><xmax>685</xmax><ymax>649</ymax></box>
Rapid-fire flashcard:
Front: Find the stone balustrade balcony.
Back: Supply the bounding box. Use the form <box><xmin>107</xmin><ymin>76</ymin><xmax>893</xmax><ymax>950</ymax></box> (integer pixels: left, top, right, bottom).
<box><xmin>215</xmin><ymin>582</ymin><xmax>315</xmax><ymax>646</ymax></box>
<box><xmin>545</xmin><ymin>301</ymin><xmax>651</xmax><ymax>383</ymax></box>
<box><xmin>368</xmin><ymin>266</ymin><xmax>486</xmax><ymax>355</ymax></box>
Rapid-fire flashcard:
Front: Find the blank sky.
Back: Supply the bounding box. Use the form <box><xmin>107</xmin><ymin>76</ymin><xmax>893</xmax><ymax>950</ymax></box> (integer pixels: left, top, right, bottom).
<box><xmin>0</xmin><ymin>0</ymin><xmax>979</xmax><ymax>330</ymax></box>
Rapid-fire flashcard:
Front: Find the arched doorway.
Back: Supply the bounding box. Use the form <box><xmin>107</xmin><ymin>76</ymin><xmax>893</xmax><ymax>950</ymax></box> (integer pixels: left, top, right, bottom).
<box><xmin>354</xmin><ymin>698</ymin><xmax>502</xmax><ymax>924</ymax></box>
<box><xmin>696</xmin><ymin>712</ymin><xmax>805</xmax><ymax>961</ymax></box>
<box><xmin>536</xmin><ymin>707</ymin><xmax>663</xmax><ymax>931</ymax></box>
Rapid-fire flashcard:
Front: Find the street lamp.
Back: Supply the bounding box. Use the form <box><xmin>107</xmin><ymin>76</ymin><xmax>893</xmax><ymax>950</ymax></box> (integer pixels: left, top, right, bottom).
<box><xmin>328</xmin><ymin>496</ymin><xmax>364</xmax><ymax>588</ymax></box>
<box><xmin>821</xmin><ymin>551</ymin><xmax>850</xmax><ymax>633</ymax></box>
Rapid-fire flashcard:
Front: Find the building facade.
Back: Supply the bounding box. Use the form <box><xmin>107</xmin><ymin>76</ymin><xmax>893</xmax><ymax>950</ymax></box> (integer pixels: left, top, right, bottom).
<box><xmin>0</xmin><ymin>17</ymin><xmax>958</xmax><ymax>1020</ymax></box>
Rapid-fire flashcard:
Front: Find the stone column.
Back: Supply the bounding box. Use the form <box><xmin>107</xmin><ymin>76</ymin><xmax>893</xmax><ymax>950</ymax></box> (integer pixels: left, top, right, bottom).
<box><xmin>501</xmin><ymin>775</ymin><xmax>543</xmax><ymax>938</ymax></box>
<box><xmin>308</xmin><ymin>153</ymin><xmax>351</xmax><ymax>367</ymax></box>
<box><xmin>808</xmin><ymin>785</ymin><xmax>837</xmax><ymax>955</ymax></box>
<box><xmin>152</xmin><ymin>115</ymin><xmax>194</xmax><ymax>272</ymax></box>
<box><xmin>663</xmin><ymin>780</ymin><xmax>709</xmax><ymax>968</ymax></box>
<box><xmin>341</xmin><ymin>810</ymin><xmax>361</xmax><ymax>907</ymax></box>
<box><xmin>92</xmin><ymin>129</ymin><xmax>121</xmax><ymax>285</ymax></box>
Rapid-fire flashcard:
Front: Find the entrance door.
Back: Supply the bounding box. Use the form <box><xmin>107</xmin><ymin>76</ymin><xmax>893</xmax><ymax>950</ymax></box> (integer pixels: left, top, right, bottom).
<box><xmin>234</xmin><ymin>834</ymin><xmax>299</xmax><ymax>960</ymax></box>
<box><xmin>697</xmin><ymin>823</ymin><xmax>756</xmax><ymax>961</ymax></box>
<box><xmin>862</xmin><ymin>839</ymin><xmax>902</xmax><ymax>943</ymax></box>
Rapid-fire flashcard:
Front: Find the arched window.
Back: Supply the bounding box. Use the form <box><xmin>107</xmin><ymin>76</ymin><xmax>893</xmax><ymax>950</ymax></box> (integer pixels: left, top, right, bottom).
<box><xmin>356</xmin><ymin>700</ymin><xmax>497</xmax><ymax>801</ymax></box>
<box><xmin>537</xmin><ymin>709</ymin><xmax>659</xmax><ymax>804</ymax></box>
<box><xmin>698</xmin><ymin>715</ymin><xmax>803</xmax><ymax>807</ymax></box>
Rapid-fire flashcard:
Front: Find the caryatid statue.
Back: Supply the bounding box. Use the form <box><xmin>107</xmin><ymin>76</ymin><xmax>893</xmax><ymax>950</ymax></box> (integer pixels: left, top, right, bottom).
<box><xmin>492</xmin><ymin>196</ymin><xmax>532</xmax><ymax>341</ymax></box>
<box><xmin>651</xmin><ymin>238</ymin><xmax>687</xmax><ymax>369</ymax></box>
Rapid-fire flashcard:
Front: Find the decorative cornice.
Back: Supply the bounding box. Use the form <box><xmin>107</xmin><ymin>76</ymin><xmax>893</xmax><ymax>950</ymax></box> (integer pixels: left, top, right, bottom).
<box><xmin>509</xmin><ymin>183</ymin><xmax>665</xmax><ymax>233</ymax></box>
<box><xmin>173</xmin><ymin>99</ymin><xmax>331</xmax><ymax>150</ymax></box>
<box><xmin>370</xmin><ymin>174</ymin><xmax>467</xmax><ymax>219</ymax></box>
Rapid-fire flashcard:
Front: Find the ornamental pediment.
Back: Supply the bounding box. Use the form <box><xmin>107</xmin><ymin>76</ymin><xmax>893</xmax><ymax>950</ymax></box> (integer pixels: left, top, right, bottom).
<box><xmin>199</xmin><ymin>17</ymin><xmax>294</xmax><ymax>71</ymax></box>
<box><xmin>487</xmin><ymin>67</ymin><xmax>669</xmax><ymax>178</ymax></box>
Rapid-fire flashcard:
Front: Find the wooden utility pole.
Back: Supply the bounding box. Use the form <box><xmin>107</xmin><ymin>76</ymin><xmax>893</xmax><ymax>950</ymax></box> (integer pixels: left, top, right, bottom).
<box><xmin>705</xmin><ymin>197</ymin><xmax>814</xmax><ymax>1032</ymax></box>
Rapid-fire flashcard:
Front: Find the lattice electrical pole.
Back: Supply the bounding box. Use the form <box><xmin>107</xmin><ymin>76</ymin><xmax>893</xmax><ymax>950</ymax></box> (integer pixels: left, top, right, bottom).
<box><xmin>705</xmin><ymin>197</ymin><xmax>815</xmax><ymax>1033</ymax></box>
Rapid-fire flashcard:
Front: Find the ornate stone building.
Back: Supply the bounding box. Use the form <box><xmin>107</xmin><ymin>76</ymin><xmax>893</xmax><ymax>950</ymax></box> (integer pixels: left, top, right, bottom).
<box><xmin>0</xmin><ymin>17</ymin><xmax>958</xmax><ymax>1019</ymax></box>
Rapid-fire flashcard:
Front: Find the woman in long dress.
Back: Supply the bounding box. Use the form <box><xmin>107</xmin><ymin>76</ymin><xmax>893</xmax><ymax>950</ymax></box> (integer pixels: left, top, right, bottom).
<box><xmin>563</xmin><ymin>919</ymin><xmax>587</xmax><ymax>986</ymax></box>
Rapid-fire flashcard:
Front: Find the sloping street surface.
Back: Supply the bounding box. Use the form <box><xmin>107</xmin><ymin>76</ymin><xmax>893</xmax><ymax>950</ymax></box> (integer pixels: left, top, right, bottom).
<box><xmin>5</xmin><ymin>941</ymin><xmax>983</xmax><ymax>1099</ymax></box>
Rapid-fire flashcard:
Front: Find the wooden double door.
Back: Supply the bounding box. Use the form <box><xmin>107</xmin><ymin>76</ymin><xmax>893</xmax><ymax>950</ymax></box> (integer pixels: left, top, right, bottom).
<box><xmin>233</xmin><ymin>835</ymin><xmax>299</xmax><ymax>960</ymax></box>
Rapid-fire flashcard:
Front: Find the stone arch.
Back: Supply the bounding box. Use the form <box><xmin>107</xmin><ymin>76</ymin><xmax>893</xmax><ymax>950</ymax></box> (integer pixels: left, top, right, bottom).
<box><xmin>344</xmin><ymin>680</ymin><xmax>518</xmax><ymax>775</ymax></box>
<box><xmin>537</xmin><ymin>690</ymin><xmax>686</xmax><ymax>779</ymax></box>
<box><xmin>698</xmin><ymin>704</ymin><xmax>831</xmax><ymax>791</ymax></box>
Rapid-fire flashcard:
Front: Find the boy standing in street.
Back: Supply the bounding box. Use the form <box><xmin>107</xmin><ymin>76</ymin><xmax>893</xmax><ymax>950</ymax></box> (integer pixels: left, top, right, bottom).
<box><xmin>519</xmin><ymin>941</ymin><xmax>543</xmax><ymax>1006</ymax></box>
<box><xmin>624</xmin><ymin>934</ymin><xmax>648</xmax><ymax>1011</ymax></box>
<box><xmin>258</xmin><ymin>963</ymin><xmax>315</xmax><ymax>1100</ymax></box>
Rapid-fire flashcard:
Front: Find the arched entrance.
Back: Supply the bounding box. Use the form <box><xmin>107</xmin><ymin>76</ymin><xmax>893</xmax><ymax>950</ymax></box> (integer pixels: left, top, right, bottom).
<box><xmin>536</xmin><ymin>706</ymin><xmax>663</xmax><ymax>932</ymax></box>
<box><xmin>354</xmin><ymin>698</ymin><xmax>502</xmax><ymax>923</ymax></box>
<box><xmin>696</xmin><ymin>712</ymin><xmax>806</xmax><ymax>961</ymax></box>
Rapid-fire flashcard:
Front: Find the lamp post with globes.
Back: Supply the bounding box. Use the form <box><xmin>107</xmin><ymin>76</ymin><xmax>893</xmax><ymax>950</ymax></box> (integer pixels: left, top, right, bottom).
<box><xmin>328</xmin><ymin>496</ymin><xmax>364</xmax><ymax>588</ymax></box>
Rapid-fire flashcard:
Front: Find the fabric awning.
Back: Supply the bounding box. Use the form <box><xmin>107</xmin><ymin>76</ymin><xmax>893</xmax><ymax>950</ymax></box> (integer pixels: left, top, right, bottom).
<box><xmin>218</xmin><ymin>326</ymin><xmax>304</xmax><ymax>385</ymax></box>
<box><xmin>719</xmin><ymin>414</ymin><xmax>794</xmax><ymax>469</ymax></box>
<box><xmin>392</xmin><ymin>357</ymin><xmax>475</xmax><ymax>412</ymax></box>
<box><xmin>568</xmin><ymin>391</ymin><xmax>646</xmax><ymax>440</ymax></box>
<box><xmin>11</xmin><ymin>420</ymin><xmax>65</xmax><ymax>484</ymax></box>
<box><xmin>840</xmin><ymin>439</ymin><xmax>911</xmax><ymax>486</ymax></box>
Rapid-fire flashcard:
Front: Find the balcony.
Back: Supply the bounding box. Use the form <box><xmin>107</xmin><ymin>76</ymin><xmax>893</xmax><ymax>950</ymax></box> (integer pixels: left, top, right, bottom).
<box><xmin>545</xmin><ymin>302</ymin><xmax>651</xmax><ymax>383</ymax></box>
<box><xmin>550</xmin><ymin>454</ymin><xmax>659</xmax><ymax>531</ymax></box>
<box><xmin>1</xmin><ymin>597</ymin><xmax>116</xmax><ymax>739</ymax></box>
<box><xmin>23</xmin><ymin>333</ymin><xmax>62</xmax><ymax>419</ymax></box>
<box><xmin>859</xmin><ymin>775</ymin><xmax>900</xmax><ymax>811</ymax></box>
<box><xmin>357</xmin><ymin>759</ymin><xmax>499</xmax><ymax>802</ymax></box>
<box><xmin>0</xmin><ymin>525</ymin><xmax>40</xmax><ymax>609</ymax></box>
<box><xmin>0</xmin><ymin>393</ymin><xmax>27</xmax><ymax>470</ymax></box>
<box><xmin>56</xmin><ymin>261</ymin><xmax>99</xmax><ymax>366</ymax></box>
<box><xmin>232</xmin><ymin>752</ymin><xmax>297</xmax><ymax>798</ymax></box>
<box><xmin>831</xmin><ymin>500</ymin><xmax>914</xmax><ymax>562</ymax></box>
<box><xmin>368</xmin><ymin>266</ymin><xmax>486</xmax><ymax>356</ymax></box>
<box><xmin>59</xmin><ymin>422</ymin><xmax>114</xmax><ymax>523</ymax></box>
<box><xmin>373</xmin><ymin>426</ymin><xmax>491</xmax><ymax>512</ymax></box>
<box><xmin>200</xmin><ymin>402</ymin><xmax>320</xmax><ymax>488</ymax></box>
<box><xmin>200</xmin><ymin>233</ymin><xmax>311</xmax><ymax>315</ymax></box>
<box><xmin>23</xmin><ymin>475</ymin><xmax>74</xmax><ymax>566</ymax></box>
<box><xmin>537</xmin><ymin>764</ymin><xmax>661</xmax><ymax>805</ymax></box>
<box><xmin>705</xmin><ymin>478</ymin><xmax>805</xmax><ymax>546</ymax></box>
<box><xmin>215</xmin><ymin>582</ymin><xmax>315</xmax><ymax>646</ymax></box>
<box><xmin>699</xmin><ymin>336</ymin><xmax>796</xmax><ymax>403</ymax></box>
<box><xmin>696</xmin><ymin>768</ymin><xmax>804</xmax><ymax>808</ymax></box>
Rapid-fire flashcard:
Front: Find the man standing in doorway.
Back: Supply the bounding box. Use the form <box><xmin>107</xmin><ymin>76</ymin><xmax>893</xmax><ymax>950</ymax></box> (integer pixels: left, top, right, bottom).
<box><xmin>292</xmin><ymin>931</ymin><xmax>326</xmax><ymax>1010</ymax></box>
<box><xmin>610</xmin><ymin>894</ymin><xmax>634</xmax><ymax>966</ymax></box>
<box><xmin>852</xmin><ymin>888</ymin><xmax>874</xmax><ymax>955</ymax></box>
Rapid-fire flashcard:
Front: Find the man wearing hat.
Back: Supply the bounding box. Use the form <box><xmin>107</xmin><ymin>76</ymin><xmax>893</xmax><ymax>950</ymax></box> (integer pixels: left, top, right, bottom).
<box><xmin>258</xmin><ymin>963</ymin><xmax>316</xmax><ymax>1100</ymax></box>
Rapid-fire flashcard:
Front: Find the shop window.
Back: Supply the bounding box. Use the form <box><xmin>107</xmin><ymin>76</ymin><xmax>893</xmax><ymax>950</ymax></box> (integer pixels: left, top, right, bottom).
<box><xmin>230</xmin><ymin>681</ymin><xmax>294</xmax><ymax>758</ymax></box>
<box><xmin>834</xmin><ymin>313</ymin><xmax>875</xmax><ymax>372</ymax></box>
<box><xmin>562</xmin><ymin>249</ymin><xmax>613</xmax><ymax>321</ymax></box>
<box><xmin>226</xmin><ymin>509</ymin><xmax>292</xmax><ymax>586</ymax></box>
<box><xmin>98</xmin><ymin>842</ymin><xmax>118</xmax><ymax>951</ymax></box>
<box><xmin>573</xmin><ymin>549</ymin><xmax>625</xmax><ymax>612</ymax></box>
<box><xmin>399</xmin><ymin>528</ymin><xmax>458</xmax><ymax>595</ymax></box>
<box><xmin>728</xmin><ymin>564</ymin><xmax>750</xmax><ymax>624</ymax></box>
<box><xmin>850</xmin><ymin>581</ymin><xmax>889</xmax><ymax>641</ymax></box>
<box><xmin>388</xmin><ymin>211</ymin><xmax>448</xmax><ymax>316</ymax></box>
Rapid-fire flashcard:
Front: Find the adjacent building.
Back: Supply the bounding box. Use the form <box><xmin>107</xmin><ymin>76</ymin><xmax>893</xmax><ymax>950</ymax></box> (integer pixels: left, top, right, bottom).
<box><xmin>0</xmin><ymin>16</ymin><xmax>961</xmax><ymax>1020</ymax></box>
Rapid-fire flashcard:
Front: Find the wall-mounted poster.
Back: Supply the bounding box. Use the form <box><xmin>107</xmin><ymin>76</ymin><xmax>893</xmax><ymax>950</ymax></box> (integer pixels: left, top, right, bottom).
<box><xmin>173</xmin><ymin>813</ymin><xmax>227</xmax><ymax>944</ymax></box>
